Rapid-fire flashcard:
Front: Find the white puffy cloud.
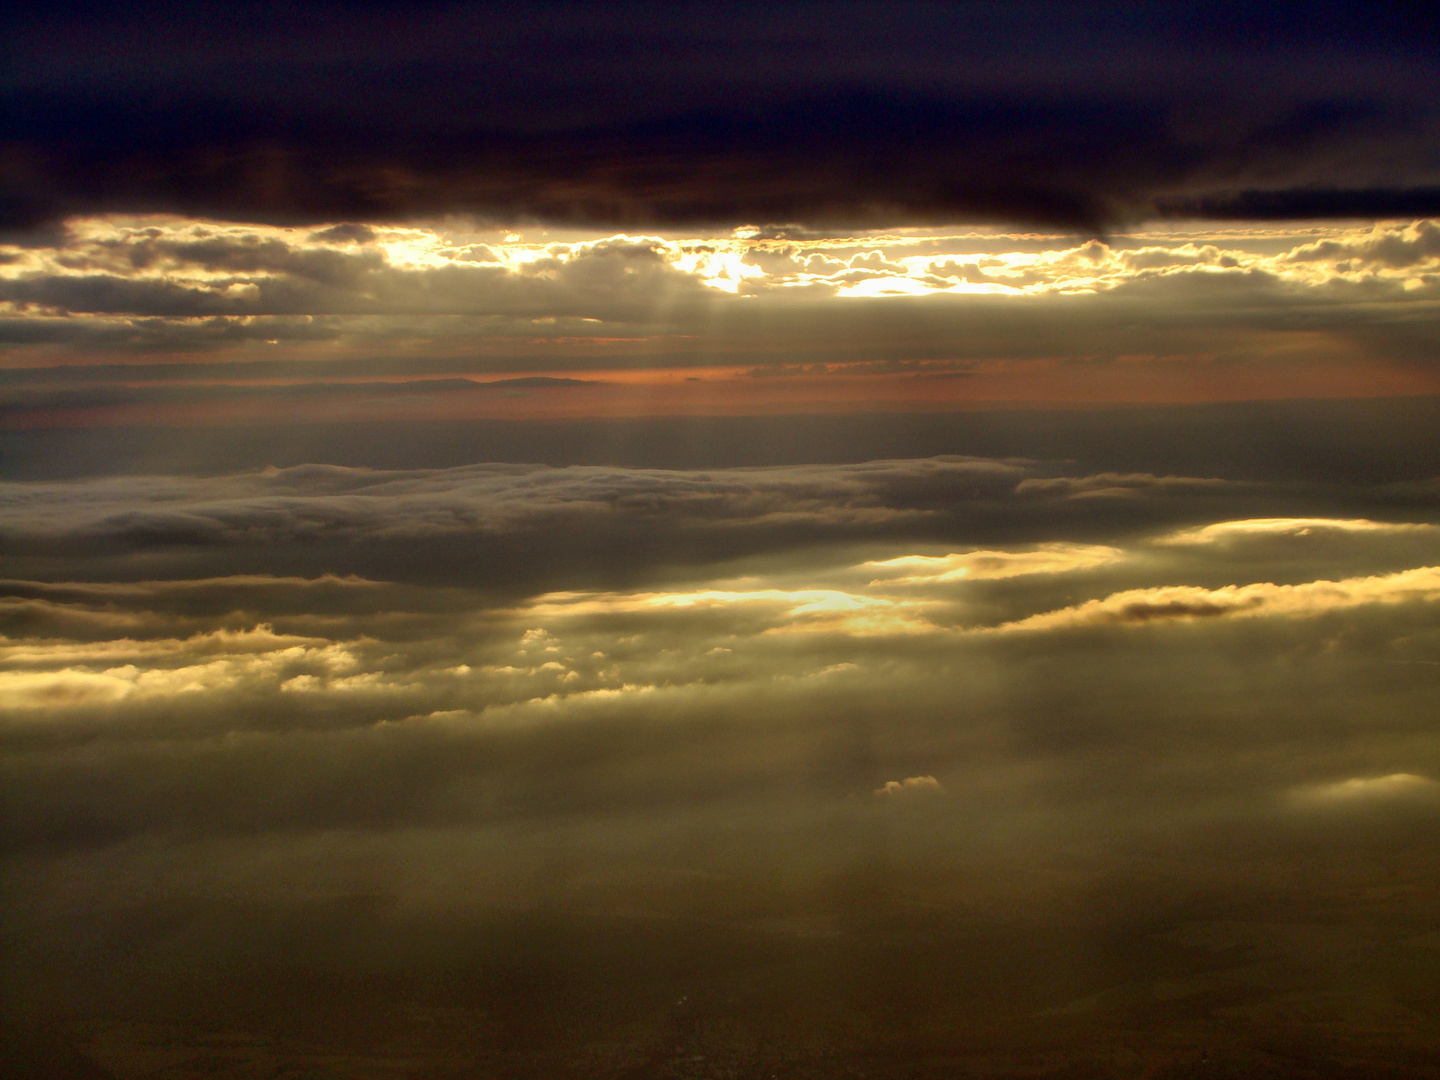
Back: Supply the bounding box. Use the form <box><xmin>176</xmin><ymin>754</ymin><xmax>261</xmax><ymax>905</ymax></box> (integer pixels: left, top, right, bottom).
<box><xmin>0</xmin><ymin>627</ymin><xmax>361</xmax><ymax>712</ymax></box>
<box><xmin>874</xmin><ymin>775</ymin><xmax>943</xmax><ymax>797</ymax></box>
<box><xmin>1283</xmin><ymin>220</ymin><xmax>1440</xmax><ymax>271</ymax></box>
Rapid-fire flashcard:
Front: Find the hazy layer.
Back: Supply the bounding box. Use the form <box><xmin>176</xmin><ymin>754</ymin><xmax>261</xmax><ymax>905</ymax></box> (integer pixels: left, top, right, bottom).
<box><xmin>4</xmin><ymin>417</ymin><xmax>1440</xmax><ymax>1075</ymax></box>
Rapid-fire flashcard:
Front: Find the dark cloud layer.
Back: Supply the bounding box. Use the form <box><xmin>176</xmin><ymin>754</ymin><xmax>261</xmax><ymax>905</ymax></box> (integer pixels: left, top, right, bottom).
<box><xmin>5</xmin><ymin>1</ymin><xmax>1440</xmax><ymax>232</ymax></box>
<box><xmin>3</xmin><ymin>449</ymin><xmax>1431</xmax><ymax>598</ymax></box>
<box><xmin>7</xmin><ymin>398</ymin><xmax>1438</xmax><ymax>483</ymax></box>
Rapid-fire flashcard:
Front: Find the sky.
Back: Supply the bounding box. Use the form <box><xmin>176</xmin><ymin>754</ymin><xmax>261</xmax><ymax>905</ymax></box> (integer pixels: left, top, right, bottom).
<box><xmin>4</xmin><ymin>4</ymin><xmax>1440</xmax><ymax>1078</ymax></box>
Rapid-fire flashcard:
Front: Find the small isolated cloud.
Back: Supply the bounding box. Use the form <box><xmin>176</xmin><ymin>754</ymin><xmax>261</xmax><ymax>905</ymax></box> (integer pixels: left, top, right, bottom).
<box><xmin>1289</xmin><ymin>773</ymin><xmax>1440</xmax><ymax>808</ymax></box>
<box><xmin>875</xmin><ymin>775</ymin><xmax>943</xmax><ymax>798</ymax></box>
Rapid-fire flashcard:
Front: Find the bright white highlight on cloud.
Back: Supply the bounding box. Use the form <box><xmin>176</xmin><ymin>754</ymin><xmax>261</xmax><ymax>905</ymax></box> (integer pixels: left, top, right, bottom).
<box><xmin>1159</xmin><ymin>518</ymin><xmax>1439</xmax><ymax>545</ymax></box>
<box><xmin>0</xmin><ymin>627</ymin><xmax>361</xmax><ymax>710</ymax></box>
<box><xmin>5</xmin><ymin>219</ymin><xmax>1439</xmax><ymax>334</ymax></box>
<box><xmin>1290</xmin><ymin>773</ymin><xmax>1440</xmax><ymax>807</ymax></box>
<box><xmin>864</xmin><ymin>543</ymin><xmax>1121</xmax><ymax>584</ymax></box>
<box><xmin>0</xmin><ymin>625</ymin><xmax>338</xmax><ymax>666</ymax></box>
<box><xmin>875</xmin><ymin>775</ymin><xmax>943</xmax><ymax>797</ymax></box>
<box><xmin>520</xmin><ymin>588</ymin><xmax>937</xmax><ymax>635</ymax></box>
<box><xmin>998</xmin><ymin>566</ymin><xmax>1440</xmax><ymax>632</ymax></box>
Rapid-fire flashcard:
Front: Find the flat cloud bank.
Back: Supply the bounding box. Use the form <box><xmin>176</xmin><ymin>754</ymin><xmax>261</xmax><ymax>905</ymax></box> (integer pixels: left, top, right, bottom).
<box><xmin>3</xmin><ymin>411</ymin><xmax>1440</xmax><ymax>1076</ymax></box>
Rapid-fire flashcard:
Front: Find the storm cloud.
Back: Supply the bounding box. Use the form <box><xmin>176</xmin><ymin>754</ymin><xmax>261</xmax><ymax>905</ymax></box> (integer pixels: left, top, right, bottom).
<box><xmin>6</xmin><ymin>2</ymin><xmax>1440</xmax><ymax>234</ymax></box>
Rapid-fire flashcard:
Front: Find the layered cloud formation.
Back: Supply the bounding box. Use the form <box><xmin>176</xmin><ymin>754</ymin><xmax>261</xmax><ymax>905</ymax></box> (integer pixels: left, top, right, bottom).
<box><xmin>6</xmin><ymin>5</ymin><xmax>1440</xmax><ymax>1075</ymax></box>
<box><xmin>6</xmin><ymin>218</ymin><xmax>1439</xmax><ymax>329</ymax></box>
<box><xmin>5</xmin><ymin>456</ymin><xmax>1438</xmax><ymax>869</ymax></box>
<box><xmin>4</xmin><ymin>219</ymin><xmax>1440</xmax><ymax>429</ymax></box>
<box><xmin>5</xmin><ymin>446</ymin><xmax>1440</xmax><ymax>1072</ymax></box>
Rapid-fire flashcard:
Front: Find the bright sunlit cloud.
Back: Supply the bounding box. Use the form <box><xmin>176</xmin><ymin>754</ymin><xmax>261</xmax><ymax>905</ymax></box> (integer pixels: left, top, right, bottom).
<box><xmin>998</xmin><ymin>565</ymin><xmax>1440</xmax><ymax>632</ymax></box>
<box><xmin>5</xmin><ymin>218</ymin><xmax>1439</xmax><ymax>325</ymax></box>
<box><xmin>1289</xmin><ymin>772</ymin><xmax>1440</xmax><ymax>807</ymax></box>
<box><xmin>1159</xmin><ymin>518</ymin><xmax>1440</xmax><ymax>545</ymax></box>
<box><xmin>863</xmin><ymin>543</ymin><xmax>1122</xmax><ymax>584</ymax></box>
<box><xmin>517</xmin><ymin>587</ymin><xmax>938</xmax><ymax>635</ymax></box>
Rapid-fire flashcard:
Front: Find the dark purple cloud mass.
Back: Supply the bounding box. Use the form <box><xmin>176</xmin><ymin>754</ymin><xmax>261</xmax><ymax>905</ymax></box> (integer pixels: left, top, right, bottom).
<box><xmin>4</xmin><ymin>1</ymin><xmax>1439</xmax><ymax>233</ymax></box>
